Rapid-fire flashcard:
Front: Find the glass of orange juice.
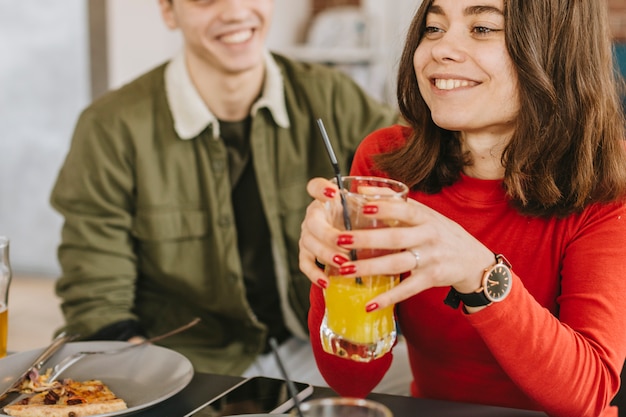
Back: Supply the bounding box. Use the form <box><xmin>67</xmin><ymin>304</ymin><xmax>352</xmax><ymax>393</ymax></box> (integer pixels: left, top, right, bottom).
<box><xmin>321</xmin><ymin>176</ymin><xmax>408</xmax><ymax>362</ymax></box>
<box><xmin>0</xmin><ymin>236</ymin><xmax>12</xmax><ymax>358</ymax></box>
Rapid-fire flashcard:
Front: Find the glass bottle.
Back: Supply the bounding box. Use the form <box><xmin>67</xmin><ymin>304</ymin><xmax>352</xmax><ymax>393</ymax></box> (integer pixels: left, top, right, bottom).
<box><xmin>0</xmin><ymin>236</ymin><xmax>12</xmax><ymax>358</ymax></box>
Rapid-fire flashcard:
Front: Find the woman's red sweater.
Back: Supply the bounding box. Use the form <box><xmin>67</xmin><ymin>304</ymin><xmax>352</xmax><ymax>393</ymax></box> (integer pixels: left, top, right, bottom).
<box><xmin>308</xmin><ymin>125</ymin><xmax>626</xmax><ymax>417</ymax></box>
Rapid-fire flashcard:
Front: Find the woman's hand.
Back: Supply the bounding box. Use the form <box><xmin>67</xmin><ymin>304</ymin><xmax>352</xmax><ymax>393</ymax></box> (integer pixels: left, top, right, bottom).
<box><xmin>350</xmin><ymin>197</ymin><xmax>495</xmax><ymax>311</ymax></box>
<box><xmin>298</xmin><ymin>177</ymin><xmax>496</xmax><ymax>311</ymax></box>
<box><xmin>298</xmin><ymin>177</ymin><xmax>349</xmax><ymax>288</ymax></box>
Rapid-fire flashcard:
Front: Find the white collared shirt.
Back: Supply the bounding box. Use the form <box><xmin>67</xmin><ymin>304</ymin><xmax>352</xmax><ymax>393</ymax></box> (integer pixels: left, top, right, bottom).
<box><xmin>164</xmin><ymin>50</ymin><xmax>290</xmax><ymax>140</ymax></box>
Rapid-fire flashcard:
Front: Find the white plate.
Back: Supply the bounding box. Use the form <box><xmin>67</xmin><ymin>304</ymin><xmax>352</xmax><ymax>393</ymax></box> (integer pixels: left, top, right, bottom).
<box><xmin>0</xmin><ymin>341</ymin><xmax>194</xmax><ymax>416</ymax></box>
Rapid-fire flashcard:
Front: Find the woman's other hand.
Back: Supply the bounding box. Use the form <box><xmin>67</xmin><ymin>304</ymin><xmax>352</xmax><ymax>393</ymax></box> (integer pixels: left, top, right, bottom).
<box><xmin>299</xmin><ymin>176</ymin><xmax>496</xmax><ymax>310</ymax></box>
<box><xmin>333</xmin><ymin>197</ymin><xmax>496</xmax><ymax>311</ymax></box>
<box><xmin>298</xmin><ymin>177</ymin><xmax>349</xmax><ymax>289</ymax></box>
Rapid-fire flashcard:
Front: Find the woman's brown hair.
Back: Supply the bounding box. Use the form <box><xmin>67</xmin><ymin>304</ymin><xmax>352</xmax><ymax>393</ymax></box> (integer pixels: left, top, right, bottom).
<box><xmin>376</xmin><ymin>0</ymin><xmax>626</xmax><ymax>217</ymax></box>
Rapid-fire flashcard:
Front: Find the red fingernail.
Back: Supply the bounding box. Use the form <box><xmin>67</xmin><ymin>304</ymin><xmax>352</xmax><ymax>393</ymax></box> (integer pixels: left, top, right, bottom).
<box><xmin>366</xmin><ymin>303</ymin><xmax>379</xmax><ymax>312</ymax></box>
<box><xmin>323</xmin><ymin>188</ymin><xmax>336</xmax><ymax>198</ymax></box>
<box><xmin>363</xmin><ymin>205</ymin><xmax>378</xmax><ymax>214</ymax></box>
<box><xmin>337</xmin><ymin>234</ymin><xmax>354</xmax><ymax>245</ymax></box>
<box><xmin>339</xmin><ymin>265</ymin><xmax>357</xmax><ymax>275</ymax></box>
<box><xmin>317</xmin><ymin>279</ymin><xmax>328</xmax><ymax>289</ymax></box>
<box><xmin>333</xmin><ymin>254</ymin><xmax>350</xmax><ymax>265</ymax></box>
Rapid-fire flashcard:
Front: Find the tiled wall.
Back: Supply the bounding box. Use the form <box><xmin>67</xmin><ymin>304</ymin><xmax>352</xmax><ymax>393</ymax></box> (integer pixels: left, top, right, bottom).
<box><xmin>610</xmin><ymin>0</ymin><xmax>626</xmax><ymax>41</ymax></box>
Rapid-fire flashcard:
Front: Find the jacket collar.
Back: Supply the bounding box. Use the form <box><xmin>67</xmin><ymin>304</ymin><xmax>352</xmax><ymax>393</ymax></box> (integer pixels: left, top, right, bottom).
<box><xmin>164</xmin><ymin>50</ymin><xmax>290</xmax><ymax>140</ymax></box>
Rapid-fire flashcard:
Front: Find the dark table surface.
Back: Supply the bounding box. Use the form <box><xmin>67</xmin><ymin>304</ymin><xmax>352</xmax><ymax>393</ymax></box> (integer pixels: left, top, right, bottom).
<box><xmin>132</xmin><ymin>372</ymin><xmax>548</xmax><ymax>417</ymax></box>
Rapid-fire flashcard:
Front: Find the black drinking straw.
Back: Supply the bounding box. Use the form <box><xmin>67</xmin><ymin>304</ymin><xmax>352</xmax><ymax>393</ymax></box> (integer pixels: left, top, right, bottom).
<box><xmin>269</xmin><ymin>337</ymin><xmax>304</xmax><ymax>417</ymax></box>
<box><xmin>316</xmin><ymin>119</ymin><xmax>361</xmax><ymax>284</ymax></box>
<box><xmin>316</xmin><ymin>119</ymin><xmax>353</xmax><ymax>233</ymax></box>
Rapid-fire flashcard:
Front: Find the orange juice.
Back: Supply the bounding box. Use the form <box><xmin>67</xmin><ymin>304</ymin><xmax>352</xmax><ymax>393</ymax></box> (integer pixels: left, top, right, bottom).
<box><xmin>321</xmin><ymin>274</ymin><xmax>398</xmax><ymax>362</ymax></box>
<box><xmin>0</xmin><ymin>302</ymin><xmax>7</xmax><ymax>358</ymax></box>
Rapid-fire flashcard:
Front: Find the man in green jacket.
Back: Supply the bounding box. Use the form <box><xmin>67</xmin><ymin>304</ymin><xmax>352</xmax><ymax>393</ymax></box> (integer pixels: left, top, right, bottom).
<box><xmin>50</xmin><ymin>0</ymin><xmax>405</xmax><ymax>388</ymax></box>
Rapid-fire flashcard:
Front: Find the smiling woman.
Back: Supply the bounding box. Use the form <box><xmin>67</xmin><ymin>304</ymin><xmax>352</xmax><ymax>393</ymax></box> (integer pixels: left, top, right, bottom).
<box><xmin>412</xmin><ymin>1</ymin><xmax>518</xmax><ymax>150</ymax></box>
<box><xmin>298</xmin><ymin>0</ymin><xmax>626</xmax><ymax>416</ymax></box>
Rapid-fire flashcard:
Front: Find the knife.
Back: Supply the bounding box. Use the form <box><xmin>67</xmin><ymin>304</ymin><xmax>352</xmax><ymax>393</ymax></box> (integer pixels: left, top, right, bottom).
<box><xmin>0</xmin><ymin>332</ymin><xmax>76</xmax><ymax>407</ymax></box>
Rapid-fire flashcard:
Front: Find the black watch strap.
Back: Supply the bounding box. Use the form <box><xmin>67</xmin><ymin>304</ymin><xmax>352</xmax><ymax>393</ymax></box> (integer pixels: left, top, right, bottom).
<box><xmin>444</xmin><ymin>287</ymin><xmax>490</xmax><ymax>309</ymax></box>
<box><xmin>443</xmin><ymin>253</ymin><xmax>502</xmax><ymax>309</ymax></box>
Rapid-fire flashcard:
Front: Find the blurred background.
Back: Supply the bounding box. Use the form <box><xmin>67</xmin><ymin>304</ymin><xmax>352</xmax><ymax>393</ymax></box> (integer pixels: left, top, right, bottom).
<box><xmin>1</xmin><ymin>0</ymin><xmax>625</xmax><ymax>350</ymax></box>
<box><xmin>0</xmin><ymin>0</ymin><xmax>421</xmax><ymax>350</ymax></box>
<box><xmin>0</xmin><ymin>0</ymin><xmax>420</xmax><ymax>278</ymax></box>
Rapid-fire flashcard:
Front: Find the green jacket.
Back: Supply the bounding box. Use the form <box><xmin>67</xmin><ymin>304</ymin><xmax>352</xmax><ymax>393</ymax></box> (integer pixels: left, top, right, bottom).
<box><xmin>50</xmin><ymin>52</ymin><xmax>397</xmax><ymax>374</ymax></box>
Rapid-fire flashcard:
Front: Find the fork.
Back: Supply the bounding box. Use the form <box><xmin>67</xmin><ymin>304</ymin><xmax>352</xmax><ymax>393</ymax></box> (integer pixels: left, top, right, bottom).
<box><xmin>47</xmin><ymin>317</ymin><xmax>201</xmax><ymax>382</ymax></box>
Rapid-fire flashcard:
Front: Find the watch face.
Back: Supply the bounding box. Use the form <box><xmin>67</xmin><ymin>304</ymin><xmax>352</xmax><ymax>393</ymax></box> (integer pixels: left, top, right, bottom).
<box><xmin>484</xmin><ymin>264</ymin><xmax>512</xmax><ymax>302</ymax></box>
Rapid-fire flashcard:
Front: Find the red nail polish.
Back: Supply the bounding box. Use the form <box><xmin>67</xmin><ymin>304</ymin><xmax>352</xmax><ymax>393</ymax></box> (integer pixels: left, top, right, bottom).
<box><xmin>337</xmin><ymin>234</ymin><xmax>354</xmax><ymax>245</ymax></box>
<box><xmin>339</xmin><ymin>265</ymin><xmax>357</xmax><ymax>275</ymax></box>
<box><xmin>317</xmin><ymin>279</ymin><xmax>328</xmax><ymax>289</ymax></box>
<box><xmin>366</xmin><ymin>303</ymin><xmax>379</xmax><ymax>312</ymax></box>
<box><xmin>363</xmin><ymin>205</ymin><xmax>378</xmax><ymax>214</ymax></box>
<box><xmin>323</xmin><ymin>188</ymin><xmax>336</xmax><ymax>198</ymax></box>
<box><xmin>333</xmin><ymin>254</ymin><xmax>350</xmax><ymax>265</ymax></box>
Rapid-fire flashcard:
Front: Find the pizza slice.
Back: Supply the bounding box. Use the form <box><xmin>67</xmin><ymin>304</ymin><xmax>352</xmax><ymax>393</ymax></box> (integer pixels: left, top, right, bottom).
<box><xmin>3</xmin><ymin>378</ymin><xmax>128</xmax><ymax>417</ymax></box>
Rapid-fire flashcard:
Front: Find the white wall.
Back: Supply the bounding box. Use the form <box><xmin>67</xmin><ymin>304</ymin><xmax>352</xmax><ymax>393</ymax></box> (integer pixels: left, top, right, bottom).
<box><xmin>0</xmin><ymin>1</ymin><xmax>90</xmax><ymax>276</ymax></box>
<box><xmin>369</xmin><ymin>0</ymin><xmax>422</xmax><ymax>103</ymax></box>
<box><xmin>107</xmin><ymin>0</ymin><xmax>182</xmax><ymax>89</ymax></box>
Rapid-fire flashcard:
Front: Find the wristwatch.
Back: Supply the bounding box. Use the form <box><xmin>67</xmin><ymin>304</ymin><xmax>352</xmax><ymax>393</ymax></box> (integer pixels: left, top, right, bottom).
<box><xmin>444</xmin><ymin>254</ymin><xmax>512</xmax><ymax>309</ymax></box>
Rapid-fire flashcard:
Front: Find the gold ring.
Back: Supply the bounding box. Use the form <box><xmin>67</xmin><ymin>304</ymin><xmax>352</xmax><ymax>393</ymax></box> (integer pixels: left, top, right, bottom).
<box><xmin>408</xmin><ymin>249</ymin><xmax>420</xmax><ymax>269</ymax></box>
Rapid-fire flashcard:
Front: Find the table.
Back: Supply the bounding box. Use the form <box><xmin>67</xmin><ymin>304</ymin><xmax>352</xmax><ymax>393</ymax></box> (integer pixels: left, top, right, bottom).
<box><xmin>133</xmin><ymin>372</ymin><xmax>548</xmax><ymax>417</ymax></box>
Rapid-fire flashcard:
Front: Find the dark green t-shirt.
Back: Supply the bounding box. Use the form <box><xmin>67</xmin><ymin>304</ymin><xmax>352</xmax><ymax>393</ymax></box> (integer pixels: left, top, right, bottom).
<box><xmin>221</xmin><ymin>118</ymin><xmax>291</xmax><ymax>349</ymax></box>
